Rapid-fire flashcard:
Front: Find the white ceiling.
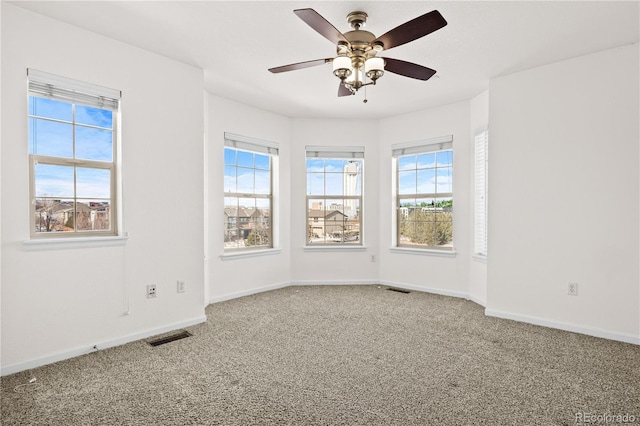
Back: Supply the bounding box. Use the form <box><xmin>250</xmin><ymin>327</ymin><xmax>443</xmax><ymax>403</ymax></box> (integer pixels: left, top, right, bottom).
<box><xmin>9</xmin><ymin>1</ymin><xmax>640</xmax><ymax>119</ymax></box>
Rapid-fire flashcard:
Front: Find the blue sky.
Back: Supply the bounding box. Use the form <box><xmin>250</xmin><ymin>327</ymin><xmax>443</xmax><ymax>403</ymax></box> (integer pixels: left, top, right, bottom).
<box><xmin>306</xmin><ymin>159</ymin><xmax>362</xmax><ymax>196</ymax></box>
<box><xmin>224</xmin><ymin>148</ymin><xmax>271</xmax><ymax>197</ymax></box>
<box><xmin>29</xmin><ymin>96</ymin><xmax>113</xmax><ymax>200</ymax></box>
<box><xmin>398</xmin><ymin>152</ymin><xmax>453</xmax><ymax>197</ymax></box>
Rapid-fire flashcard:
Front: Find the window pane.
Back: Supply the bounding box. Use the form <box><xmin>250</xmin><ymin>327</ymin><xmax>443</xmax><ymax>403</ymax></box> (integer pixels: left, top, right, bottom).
<box><xmin>398</xmin><ymin>170</ymin><xmax>417</xmax><ymax>195</ymax></box>
<box><xmin>325</xmin><ymin>173</ymin><xmax>342</xmax><ymax>196</ymax></box>
<box><xmin>75</xmin><ymin>200</ymin><xmax>111</xmax><ymax>231</ymax></box>
<box><xmin>75</xmin><ymin>105</ymin><xmax>113</xmax><ymax>129</ymax></box>
<box><xmin>237</xmin><ymin>150</ymin><xmax>254</xmax><ymax>167</ymax></box>
<box><xmin>416</xmin><ymin>198</ymin><xmax>436</xmax><ymax>221</ymax></box>
<box><xmin>29</xmin><ymin>118</ymin><xmax>73</xmax><ymax>157</ymax></box>
<box><xmin>76</xmin><ymin>167</ymin><xmax>111</xmax><ymax>198</ymax></box>
<box><xmin>307</xmin><ymin>199</ymin><xmax>326</xmax><ymax>243</ymax></box>
<box><xmin>417</xmin><ymin>169</ymin><xmax>436</xmax><ymax>195</ymax></box>
<box><xmin>436</xmin><ymin>150</ymin><xmax>453</xmax><ymax>167</ymax></box>
<box><xmin>417</xmin><ymin>153</ymin><xmax>436</xmax><ymax>169</ymax></box>
<box><xmin>344</xmin><ymin>161</ymin><xmax>360</xmax><ymax>196</ymax></box>
<box><xmin>254</xmin><ymin>169</ymin><xmax>270</xmax><ymax>194</ymax></box>
<box><xmin>324</xmin><ymin>159</ymin><xmax>344</xmax><ymax>172</ymax></box>
<box><xmin>34</xmin><ymin>198</ymin><xmax>74</xmax><ymax>233</ymax></box>
<box><xmin>86</xmin><ymin>200</ymin><xmax>111</xmax><ymax>231</ymax></box>
<box><xmin>307</xmin><ymin>172</ymin><xmax>324</xmax><ymax>195</ymax></box>
<box><xmin>246</xmin><ymin>198</ymin><xmax>271</xmax><ymax>248</ymax></box>
<box><xmin>75</xmin><ymin>126</ymin><xmax>113</xmax><ymax>161</ymax></box>
<box><xmin>224</xmin><ymin>148</ymin><xmax>236</xmax><ymax>166</ymax></box>
<box><xmin>434</xmin><ymin>199</ymin><xmax>453</xmax><ymax>247</ymax></box>
<box><xmin>306</xmin><ymin>159</ymin><xmax>324</xmax><ymax>172</ymax></box>
<box><xmin>398</xmin><ymin>219</ymin><xmax>415</xmax><ymax>246</ymax></box>
<box><xmin>398</xmin><ymin>155</ymin><xmax>416</xmax><ymax>171</ymax></box>
<box><xmin>34</xmin><ymin>164</ymin><xmax>74</xmax><ymax>197</ymax></box>
<box><xmin>29</xmin><ymin>97</ymin><xmax>72</xmax><ymax>122</ymax></box>
<box><xmin>255</xmin><ymin>154</ymin><xmax>270</xmax><ymax>170</ymax></box>
<box><xmin>224</xmin><ymin>165</ymin><xmax>237</xmax><ymax>193</ymax></box>
<box><xmin>437</xmin><ymin>167</ymin><xmax>453</xmax><ymax>193</ymax></box>
<box><xmin>224</xmin><ymin>197</ymin><xmax>240</xmax><ymax>248</ymax></box>
<box><xmin>236</xmin><ymin>167</ymin><xmax>255</xmax><ymax>193</ymax></box>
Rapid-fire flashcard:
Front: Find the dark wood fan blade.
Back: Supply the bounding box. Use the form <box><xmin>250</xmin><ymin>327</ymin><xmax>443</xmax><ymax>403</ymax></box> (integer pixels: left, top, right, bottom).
<box><xmin>269</xmin><ymin>58</ymin><xmax>332</xmax><ymax>73</ymax></box>
<box><xmin>338</xmin><ymin>82</ymin><xmax>352</xmax><ymax>97</ymax></box>
<box><xmin>382</xmin><ymin>57</ymin><xmax>436</xmax><ymax>81</ymax></box>
<box><xmin>294</xmin><ymin>8</ymin><xmax>349</xmax><ymax>46</ymax></box>
<box><xmin>374</xmin><ymin>10</ymin><xmax>447</xmax><ymax>51</ymax></box>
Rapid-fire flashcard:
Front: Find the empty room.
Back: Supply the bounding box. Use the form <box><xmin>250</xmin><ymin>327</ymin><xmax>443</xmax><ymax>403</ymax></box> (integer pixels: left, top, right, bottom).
<box><xmin>1</xmin><ymin>1</ymin><xmax>639</xmax><ymax>424</ymax></box>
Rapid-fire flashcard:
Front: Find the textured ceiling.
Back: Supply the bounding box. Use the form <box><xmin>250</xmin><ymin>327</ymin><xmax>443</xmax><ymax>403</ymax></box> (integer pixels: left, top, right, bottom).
<box><xmin>9</xmin><ymin>1</ymin><xmax>640</xmax><ymax>119</ymax></box>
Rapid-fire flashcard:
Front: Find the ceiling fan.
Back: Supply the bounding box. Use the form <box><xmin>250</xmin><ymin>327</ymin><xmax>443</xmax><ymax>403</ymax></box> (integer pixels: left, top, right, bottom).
<box><xmin>268</xmin><ymin>8</ymin><xmax>447</xmax><ymax>98</ymax></box>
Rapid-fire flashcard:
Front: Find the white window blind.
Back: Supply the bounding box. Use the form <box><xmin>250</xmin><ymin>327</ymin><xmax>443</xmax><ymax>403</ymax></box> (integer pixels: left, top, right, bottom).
<box><xmin>305</xmin><ymin>146</ymin><xmax>364</xmax><ymax>159</ymax></box>
<box><xmin>224</xmin><ymin>133</ymin><xmax>279</xmax><ymax>156</ymax></box>
<box><xmin>474</xmin><ymin>127</ymin><xmax>488</xmax><ymax>256</ymax></box>
<box><xmin>28</xmin><ymin>69</ymin><xmax>120</xmax><ymax>111</ymax></box>
<box><xmin>391</xmin><ymin>135</ymin><xmax>453</xmax><ymax>157</ymax></box>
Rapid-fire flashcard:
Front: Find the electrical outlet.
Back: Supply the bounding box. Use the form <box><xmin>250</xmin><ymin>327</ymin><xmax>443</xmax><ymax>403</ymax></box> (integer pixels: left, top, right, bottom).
<box><xmin>568</xmin><ymin>282</ymin><xmax>578</xmax><ymax>296</ymax></box>
<box><xmin>147</xmin><ymin>284</ymin><xmax>157</xmax><ymax>298</ymax></box>
<box><xmin>371</xmin><ymin>255</ymin><xmax>376</xmax><ymax>262</ymax></box>
<box><xmin>177</xmin><ymin>280</ymin><xmax>185</xmax><ymax>293</ymax></box>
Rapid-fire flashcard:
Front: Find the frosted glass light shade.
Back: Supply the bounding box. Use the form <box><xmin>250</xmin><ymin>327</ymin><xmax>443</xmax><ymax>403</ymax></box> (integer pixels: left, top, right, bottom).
<box><xmin>365</xmin><ymin>57</ymin><xmax>384</xmax><ymax>73</ymax></box>
<box><xmin>333</xmin><ymin>56</ymin><xmax>352</xmax><ymax>72</ymax></box>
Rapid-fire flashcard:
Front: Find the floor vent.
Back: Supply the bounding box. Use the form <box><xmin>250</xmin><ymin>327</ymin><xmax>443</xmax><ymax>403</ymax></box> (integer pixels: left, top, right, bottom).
<box><xmin>387</xmin><ymin>287</ymin><xmax>411</xmax><ymax>294</ymax></box>
<box><xmin>148</xmin><ymin>331</ymin><xmax>192</xmax><ymax>347</ymax></box>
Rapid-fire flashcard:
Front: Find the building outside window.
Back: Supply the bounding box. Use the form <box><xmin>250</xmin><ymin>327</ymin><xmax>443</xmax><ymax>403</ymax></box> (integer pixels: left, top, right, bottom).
<box><xmin>306</xmin><ymin>146</ymin><xmax>363</xmax><ymax>246</ymax></box>
<box><xmin>393</xmin><ymin>136</ymin><xmax>453</xmax><ymax>251</ymax></box>
<box><xmin>28</xmin><ymin>69</ymin><xmax>120</xmax><ymax>238</ymax></box>
<box><xmin>224</xmin><ymin>133</ymin><xmax>278</xmax><ymax>251</ymax></box>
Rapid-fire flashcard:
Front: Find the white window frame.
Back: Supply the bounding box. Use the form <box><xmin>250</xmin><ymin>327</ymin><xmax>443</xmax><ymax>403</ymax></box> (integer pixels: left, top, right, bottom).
<box><xmin>223</xmin><ymin>133</ymin><xmax>278</xmax><ymax>253</ymax></box>
<box><xmin>474</xmin><ymin>127</ymin><xmax>488</xmax><ymax>258</ymax></box>
<box><xmin>392</xmin><ymin>136</ymin><xmax>454</xmax><ymax>252</ymax></box>
<box><xmin>27</xmin><ymin>69</ymin><xmax>121</xmax><ymax>239</ymax></box>
<box><xmin>305</xmin><ymin>146</ymin><xmax>364</xmax><ymax>247</ymax></box>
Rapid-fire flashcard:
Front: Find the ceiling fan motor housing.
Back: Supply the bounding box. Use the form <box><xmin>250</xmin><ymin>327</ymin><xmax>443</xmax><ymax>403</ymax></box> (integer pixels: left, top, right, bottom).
<box><xmin>347</xmin><ymin>11</ymin><xmax>368</xmax><ymax>29</ymax></box>
<box><xmin>342</xmin><ymin>29</ymin><xmax>378</xmax><ymax>69</ymax></box>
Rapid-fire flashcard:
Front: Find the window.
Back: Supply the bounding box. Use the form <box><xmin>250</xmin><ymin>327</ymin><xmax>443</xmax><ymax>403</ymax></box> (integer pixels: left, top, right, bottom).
<box><xmin>474</xmin><ymin>127</ymin><xmax>488</xmax><ymax>257</ymax></box>
<box><xmin>28</xmin><ymin>69</ymin><xmax>120</xmax><ymax>238</ymax></box>
<box><xmin>306</xmin><ymin>146</ymin><xmax>364</xmax><ymax>246</ymax></box>
<box><xmin>224</xmin><ymin>133</ymin><xmax>278</xmax><ymax>251</ymax></box>
<box><xmin>393</xmin><ymin>136</ymin><xmax>453</xmax><ymax>250</ymax></box>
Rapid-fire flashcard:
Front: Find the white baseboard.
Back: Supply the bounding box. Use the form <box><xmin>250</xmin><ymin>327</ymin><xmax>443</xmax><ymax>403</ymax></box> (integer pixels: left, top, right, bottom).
<box><xmin>379</xmin><ymin>280</ymin><xmax>470</xmax><ymax>300</ymax></box>
<box><xmin>485</xmin><ymin>308</ymin><xmax>640</xmax><ymax>345</ymax></box>
<box><xmin>466</xmin><ymin>293</ymin><xmax>487</xmax><ymax>307</ymax></box>
<box><xmin>289</xmin><ymin>279</ymin><xmax>377</xmax><ymax>287</ymax></box>
<box><xmin>209</xmin><ymin>281</ymin><xmax>290</xmax><ymax>304</ymax></box>
<box><xmin>1</xmin><ymin>315</ymin><xmax>207</xmax><ymax>377</ymax></box>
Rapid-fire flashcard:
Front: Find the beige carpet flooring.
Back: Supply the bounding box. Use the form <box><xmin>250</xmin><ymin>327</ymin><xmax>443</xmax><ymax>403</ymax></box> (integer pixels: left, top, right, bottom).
<box><xmin>1</xmin><ymin>285</ymin><xmax>639</xmax><ymax>425</ymax></box>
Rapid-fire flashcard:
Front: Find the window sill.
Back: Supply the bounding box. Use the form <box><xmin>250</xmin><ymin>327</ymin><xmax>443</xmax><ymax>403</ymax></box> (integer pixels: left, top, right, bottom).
<box><xmin>220</xmin><ymin>248</ymin><xmax>281</xmax><ymax>260</ymax></box>
<box><xmin>390</xmin><ymin>247</ymin><xmax>457</xmax><ymax>258</ymax></box>
<box><xmin>304</xmin><ymin>245</ymin><xmax>368</xmax><ymax>252</ymax></box>
<box><xmin>472</xmin><ymin>254</ymin><xmax>487</xmax><ymax>263</ymax></box>
<box><xmin>23</xmin><ymin>235</ymin><xmax>128</xmax><ymax>251</ymax></box>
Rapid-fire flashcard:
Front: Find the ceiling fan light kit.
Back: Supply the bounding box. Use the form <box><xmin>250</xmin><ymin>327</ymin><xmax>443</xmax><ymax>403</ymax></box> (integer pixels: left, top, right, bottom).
<box><xmin>268</xmin><ymin>8</ymin><xmax>447</xmax><ymax>101</ymax></box>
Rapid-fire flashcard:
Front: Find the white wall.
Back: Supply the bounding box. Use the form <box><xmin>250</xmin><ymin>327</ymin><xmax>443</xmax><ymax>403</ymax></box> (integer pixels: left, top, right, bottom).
<box><xmin>468</xmin><ymin>90</ymin><xmax>489</xmax><ymax>305</ymax></box>
<box><xmin>378</xmin><ymin>101</ymin><xmax>471</xmax><ymax>296</ymax></box>
<box><xmin>1</xmin><ymin>4</ymin><xmax>206</xmax><ymax>374</ymax></box>
<box><xmin>3</xmin><ymin>4</ymin><xmax>638</xmax><ymax>376</ymax></box>
<box><xmin>290</xmin><ymin>119</ymin><xmax>380</xmax><ymax>285</ymax></box>
<box><xmin>206</xmin><ymin>94</ymin><xmax>292</xmax><ymax>302</ymax></box>
<box><xmin>487</xmin><ymin>44</ymin><xmax>639</xmax><ymax>343</ymax></box>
